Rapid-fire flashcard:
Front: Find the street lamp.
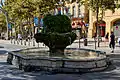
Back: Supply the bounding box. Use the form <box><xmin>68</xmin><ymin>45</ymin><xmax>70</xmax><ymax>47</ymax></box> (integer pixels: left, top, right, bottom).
<box><xmin>54</xmin><ymin>3</ymin><xmax>58</xmax><ymax>15</ymax></box>
<box><xmin>78</xmin><ymin>14</ymin><xmax>84</xmax><ymax>48</ymax></box>
<box><xmin>96</xmin><ymin>0</ymin><xmax>100</xmax><ymax>48</ymax></box>
<box><xmin>59</xmin><ymin>0</ymin><xmax>63</xmax><ymax>15</ymax></box>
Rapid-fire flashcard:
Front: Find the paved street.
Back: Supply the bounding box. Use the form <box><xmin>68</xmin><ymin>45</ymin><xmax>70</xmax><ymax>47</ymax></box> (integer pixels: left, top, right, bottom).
<box><xmin>0</xmin><ymin>39</ymin><xmax>120</xmax><ymax>80</ymax></box>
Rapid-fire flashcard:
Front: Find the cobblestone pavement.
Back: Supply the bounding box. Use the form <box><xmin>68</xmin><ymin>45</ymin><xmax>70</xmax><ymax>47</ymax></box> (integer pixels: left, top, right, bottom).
<box><xmin>0</xmin><ymin>40</ymin><xmax>120</xmax><ymax>80</ymax></box>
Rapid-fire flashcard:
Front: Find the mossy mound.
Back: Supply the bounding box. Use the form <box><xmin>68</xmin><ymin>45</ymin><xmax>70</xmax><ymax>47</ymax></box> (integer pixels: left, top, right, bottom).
<box><xmin>34</xmin><ymin>14</ymin><xmax>77</xmax><ymax>55</ymax></box>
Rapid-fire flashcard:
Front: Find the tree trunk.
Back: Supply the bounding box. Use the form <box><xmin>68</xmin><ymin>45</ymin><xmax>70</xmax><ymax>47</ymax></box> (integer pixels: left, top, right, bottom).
<box><xmin>31</xmin><ymin>17</ymin><xmax>35</xmax><ymax>37</ymax></box>
<box><xmin>96</xmin><ymin>5</ymin><xmax>100</xmax><ymax>47</ymax></box>
<box><xmin>95</xmin><ymin>0</ymin><xmax>100</xmax><ymax>49</ymax></box>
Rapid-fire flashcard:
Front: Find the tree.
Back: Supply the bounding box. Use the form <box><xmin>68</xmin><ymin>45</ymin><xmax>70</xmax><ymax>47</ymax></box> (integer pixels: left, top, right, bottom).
<box><xmin>3</xmin><ymin>0</ymin><xmax>59</xmax><ymax>24</ymax></box>
<box><xmin>34</xmin><ymin>14</ymin><xmax>77</xmax><ymax>55</ymax></box>
<box><xmin>0</xmin><ymin>13</ymin><xmax>6</xmax><ymax>32</ymax></box>
<box><xmin>3</xmin><ymin>0</ymin><xmax>59</xmax><ymax>38</ymax></box>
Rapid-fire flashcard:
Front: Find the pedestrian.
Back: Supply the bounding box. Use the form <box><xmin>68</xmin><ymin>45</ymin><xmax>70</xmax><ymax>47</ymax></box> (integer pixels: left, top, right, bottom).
<box><xmin>105</xmin><ymin>32</ymin><xmax>109</xmax><ymax>42</ymax></box>
<box><xmin>109</xmin><ymin>31</ymin><xmax>115</xmax><ymax>53</ymax></box>
<box><xmin>17</xmin><ymin>33</ymin><xmax>22</xmax><ymax>43</ymax></box>
<box><xmin>18</xmin><ymin>34</ymin><xmax>22</xmax><ymax>40</ymax></box>
<box><xmin>104</xmin><ymin>32</ymin><xmax>109</xmax><ymax>46</ymax></box>
<box><xmin>93</xmin><ymin>33</ymin><xmax>96</xmax><ymax>38</ymax></box>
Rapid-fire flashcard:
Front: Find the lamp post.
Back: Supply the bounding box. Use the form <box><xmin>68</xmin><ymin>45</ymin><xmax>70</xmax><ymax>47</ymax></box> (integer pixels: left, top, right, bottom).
<box><xmin>78</xmin><ymin>14</ymin><xmax>84</xmax><ymax>48</ymax></box>
<box><xmin>58</xmin><ymin>0</ymin><xmax>64</xmax><ymax>15</ymax></box>
<box><xmin>93</xmin><ymin>0</ymin><xmax>100</xmax><ymax>49</ymax></box>
<box><xmin>54</xmin><ymin>3</ymin><xmax>58</xmax><ymax>15</ymax></box>
<box><xmin>78</xmin><ymin>26</ymin><xmax>81</xmax><ymax>48</ymax></box>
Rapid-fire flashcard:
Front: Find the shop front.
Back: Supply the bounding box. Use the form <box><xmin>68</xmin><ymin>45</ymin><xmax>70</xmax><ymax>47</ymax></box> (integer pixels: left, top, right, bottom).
<box><xmin>99</xmin><ymin>23</ymin><xmax>106</xmax><ymax>37</ymax></box>
<box><xmin>113</xmin><ymin>19</ymin><xmax>120</xmax><ymax>37</ymax></box>
<box><xmin>71</xmin><ymin>18</ymin><xmax>86</xmax><ymax>38</ymax></box>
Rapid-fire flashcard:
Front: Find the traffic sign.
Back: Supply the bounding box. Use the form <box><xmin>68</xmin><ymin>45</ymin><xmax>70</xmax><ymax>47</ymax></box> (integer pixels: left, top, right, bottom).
<box><xmin>34</xmin><ymin>17</ymin><xmax>38</xmax><ymax>26</ymax></box>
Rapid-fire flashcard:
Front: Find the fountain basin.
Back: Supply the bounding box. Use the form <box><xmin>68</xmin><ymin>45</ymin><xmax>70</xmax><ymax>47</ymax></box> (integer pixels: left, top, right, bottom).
<box><xmin>7</xmin><ymin>48</ymin><xmax>110</xmax><ymax>73</ymax></box>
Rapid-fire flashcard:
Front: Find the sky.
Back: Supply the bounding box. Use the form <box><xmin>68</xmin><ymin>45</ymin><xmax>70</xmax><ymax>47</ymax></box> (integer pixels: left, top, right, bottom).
<box><xmin>0</xmin><ymin>0</ymin><xmax>5</xmax><ymax>7</ymax></box>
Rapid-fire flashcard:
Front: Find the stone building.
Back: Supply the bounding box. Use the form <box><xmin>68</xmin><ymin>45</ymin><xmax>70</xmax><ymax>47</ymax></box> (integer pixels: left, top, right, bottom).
<box><xmin>65</xmin><ymin>0</ymin><xmax>88</xmax><ymax>27</ymax></box>
<box><xmin>63</xmin><ymin>0</ymin><xmax>88</xmax><ymax>38</ymax></box>
<box><xmin>88</xmin><ymin>8</ymin><xmax>120</xmax><ymax>38</ymax></box>
<box><xmin>64</xmin><ymin>0</ymin><xmax>120</xmax><ymax>38</ymax></box>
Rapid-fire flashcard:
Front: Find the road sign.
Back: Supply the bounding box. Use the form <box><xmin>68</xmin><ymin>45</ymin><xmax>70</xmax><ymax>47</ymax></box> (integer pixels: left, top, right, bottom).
<box><xmin>8</xmin><ymin>23</ymin><xmax>11</xmax><ymax>30</ymax></box>
<box><xmin>116</xmin><ymin>26</ymin><xmax>118</xmax><ymax>30</ymax></box>
<box><xmin>40</xmin><ymin>18</ymin><xmax>43</xmax><ymax>27</ymax></box>
<box><xmin>34</xmin><ymin>17</ymin><xmax>38</xmax><ymax>26</ymax></box>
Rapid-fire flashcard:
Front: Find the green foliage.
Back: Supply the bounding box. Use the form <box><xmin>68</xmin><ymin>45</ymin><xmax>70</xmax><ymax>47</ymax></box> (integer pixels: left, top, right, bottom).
<box><xmin>0</xmin><ymin>13</ymin><xmax>6</xmax><ymax>31</ymax></box>
<box><xmin>43</xmin><ymin>14</ymin><xmax>72</xmax><ymax>33</ymax></box>
<box><xmin>34</xmin><ymin>14</ymin><xmax>77</xmax><ymax>53</ymax></box>
<box><xmin>34</xmin><ymin>32</ymin><xmax>77</xmax><ymax>51</ymax></box>
<box><xmin>88</xmin><ymin>0</ymin><xmax>119</xmax><ymax>12</ymax></box>
<box><xmin>2</xmin><ymin>0</ymin><xmax>59</xmax><ymax>34</ymax></box>
<box><xmin>3</xmin><ymin>0</ymin><xmax>58</xmax><ymax>20</ymax></box>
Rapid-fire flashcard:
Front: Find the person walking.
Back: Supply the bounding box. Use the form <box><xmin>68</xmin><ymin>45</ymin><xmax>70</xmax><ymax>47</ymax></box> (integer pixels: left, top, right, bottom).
<box><xmin>104</xmin><ymin>32</ymin><xmax>109</xmax><ymax>46</ymax></box>
<box><xmin>105</xmin><ymin>32</ymin><xmax>109</xmax><ymax>42</ymax></box>
<box><xmin>17</xmin><ymin>33</ymin><xmax>22</xmax><ymax>44</ymax></box>
<box><xmin>109</xmin><ymin>32</ymin><xmax>115</xmax><ymax>53</ymax></box>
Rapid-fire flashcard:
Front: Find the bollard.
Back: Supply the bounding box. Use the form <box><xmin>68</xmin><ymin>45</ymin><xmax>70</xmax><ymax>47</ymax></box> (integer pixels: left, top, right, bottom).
<box><xmin>24</xmin><ymin>40</ymin><xmax>26</xmax><ymax>45</ymax></box>
<box><xmin>28</xmin><ymin>39</ymin><xmax>30</xmax><ymax>46</ymax></box>
<box><xmin>32</xmin><ymin>38</ymin><xmax>35</xmax><ymax>46</ymax></box>
<box><xmin>84</xmin><ymin>38</ymin><xmax>87</xmax><ymax>46</ymax></box>
<box><xmin>21</xmin><ymin>40</ymin><xmax>23</xmax><ymax>45</ymax></box>
<box><xmin>14</xmin><ymin>39</ymin><xmax>15</xmax><ymax>44</ymax></box>
<box><xmin>17</xmin><ymin>40</ymin><xmax>19</xmax><ymax>44</ymax></box>
<box><xmin>38</xmin><ymin>43</ymin><xmax>39</xmax><ymax>47</ymax></box>
<box><xmin>10</xmin><ymin>39</ymin><xmax>12</xmax><ymax>44</ymax></box>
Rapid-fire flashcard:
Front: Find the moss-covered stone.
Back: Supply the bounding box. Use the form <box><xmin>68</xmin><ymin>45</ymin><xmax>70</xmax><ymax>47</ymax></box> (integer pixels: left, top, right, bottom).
<box><xmin>34</xmin><ymin>14</ymin><xmax>77</xmax><ymax>55</ymax></box>
<box><xmin>43</xmin><ymin>14</ymin><xmax>72</xmax><ymax>33</ymax></box>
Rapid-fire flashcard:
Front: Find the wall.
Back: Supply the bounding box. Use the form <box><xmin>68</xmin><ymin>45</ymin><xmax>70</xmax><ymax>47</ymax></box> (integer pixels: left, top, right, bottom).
<box><xmin>88</xmin><ymin>8</ymin><xmax>120</xmax><ymax>38</ymax></box>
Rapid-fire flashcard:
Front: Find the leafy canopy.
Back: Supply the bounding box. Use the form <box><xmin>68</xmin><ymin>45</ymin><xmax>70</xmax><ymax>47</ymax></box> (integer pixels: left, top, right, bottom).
<box><xmin>3</xmin><ymin>0</ymin><xmax>59</xmax><ymax>23</ymax></box>
<box><xmin>80</xmin><ymin>0</ymin><xmax>119</xmax><ymax>12</ymax></box>
<box><xmin>43</xmin><ymin>14</ymin><xmax>72</xmax><ymax>33</ymax></box>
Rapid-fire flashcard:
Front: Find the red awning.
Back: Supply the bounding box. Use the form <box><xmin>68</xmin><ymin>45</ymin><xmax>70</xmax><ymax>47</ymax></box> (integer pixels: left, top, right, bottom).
<box><xmin>99</xmin><ymin>23</ymin><xmax>106</xmax><ymax>26</ymax></box>
<box><xmin>72</xmin><ymin>18</ymin><xmax>81</xmax><ymax>21</ymax></box>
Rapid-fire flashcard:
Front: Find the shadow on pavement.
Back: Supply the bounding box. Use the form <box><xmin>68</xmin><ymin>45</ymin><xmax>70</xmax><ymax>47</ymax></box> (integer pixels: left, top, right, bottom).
<box><xmin>0</xmin><ymin>46</ymin><xmax>4</xmax><ymax>48</ymax></box>
<box><xmin>77</xmin><ymin>53</ymin><xmax>120</xmax><ymax>80</ymax></box>
<box><xmin>0</xmin><ymin>50</ymin><xmax>8</xmax><ymax>54</ymax></box>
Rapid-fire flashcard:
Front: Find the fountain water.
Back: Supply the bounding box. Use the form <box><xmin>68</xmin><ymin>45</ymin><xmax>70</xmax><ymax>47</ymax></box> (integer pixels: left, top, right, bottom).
<box><xmin>7</xmin><ymin>14</ymin><xmax>110</xmax><ymax>73</ymax></box>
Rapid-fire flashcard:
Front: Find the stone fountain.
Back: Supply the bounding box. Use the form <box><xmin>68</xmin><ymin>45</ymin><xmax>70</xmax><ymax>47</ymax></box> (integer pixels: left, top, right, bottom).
<box><xmin>7</xmin><ymin>14</ymin><xmax>110</xmax><ymax>73</ymax></box>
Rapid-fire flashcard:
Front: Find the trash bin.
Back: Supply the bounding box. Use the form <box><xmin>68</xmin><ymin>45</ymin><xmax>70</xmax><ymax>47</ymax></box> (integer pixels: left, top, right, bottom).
<box><xmin>84</xmin><ymin>38</ymin><xmax>87</xmax><ymax>46</ymax></box>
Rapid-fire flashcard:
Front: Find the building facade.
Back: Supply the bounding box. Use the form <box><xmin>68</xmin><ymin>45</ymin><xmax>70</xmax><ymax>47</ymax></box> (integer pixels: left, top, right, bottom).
<box><xmin>56</xmin><ymin>0</ymin><xmax>120</xmax><ymax>38</ymax></box>
<box><xmin>55</xmin><ymin>0</ymin><xmax>88</xmax><ymax>28</ymax></box>
<box><xmin>88</xmin><ymin>8</ymin><xmax>120</xmax><ymax>38</ymax></box>
<box><xmin>65</xmin><ymin>0</ymin><xmax>88</xmax><ymax>28</ymax></box>
<box><xmin>54</xmin><ymin>0</ymin><xmax>88</xmax><ymax>37</ymax></box>
<box><xmin>64</xmin><ymin>0</ymin><xmax>88</xmax><ymax>38</ymax></box>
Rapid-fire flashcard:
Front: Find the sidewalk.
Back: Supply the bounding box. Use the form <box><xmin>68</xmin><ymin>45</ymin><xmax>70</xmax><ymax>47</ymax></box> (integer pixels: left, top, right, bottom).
<box><xmin>0</xmin><ymin>39</ymin><xmax>119</xmax><ymax>54</ymax></box>
<box><xmin>0</xmin><ymin>39</ymin><xmax>48</xmax><ymax>52</ymax></box>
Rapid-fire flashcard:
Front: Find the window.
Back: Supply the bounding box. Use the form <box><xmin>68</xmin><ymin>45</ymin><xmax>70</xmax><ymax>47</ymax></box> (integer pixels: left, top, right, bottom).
<box><xmin>78</xmin><ymin>5</ymin><xmax>81</xmax><ymax>16</ymax></box>
<box><xmin>73</xmin><ymin>6</ymin><xmax>76</xmax><ymax>17</ymax></box>
<box><xmin>68</xmin><ymin>7</ymin><xmax>70</xmax><ymax>14</ymax></box>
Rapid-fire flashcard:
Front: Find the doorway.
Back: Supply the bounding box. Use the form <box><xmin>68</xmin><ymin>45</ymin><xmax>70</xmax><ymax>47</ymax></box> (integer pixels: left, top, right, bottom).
<box><xmin>113</xmin><ymin>19</ymin><xmax>120</xmax><ymax>37</ymax></box>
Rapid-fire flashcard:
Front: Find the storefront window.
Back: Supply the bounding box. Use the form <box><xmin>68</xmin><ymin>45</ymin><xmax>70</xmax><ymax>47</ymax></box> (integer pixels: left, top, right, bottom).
<box><xmin>73</xmin><ymin>6</ymin><xmax>76</xmax><ymax>17</ymax></box>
